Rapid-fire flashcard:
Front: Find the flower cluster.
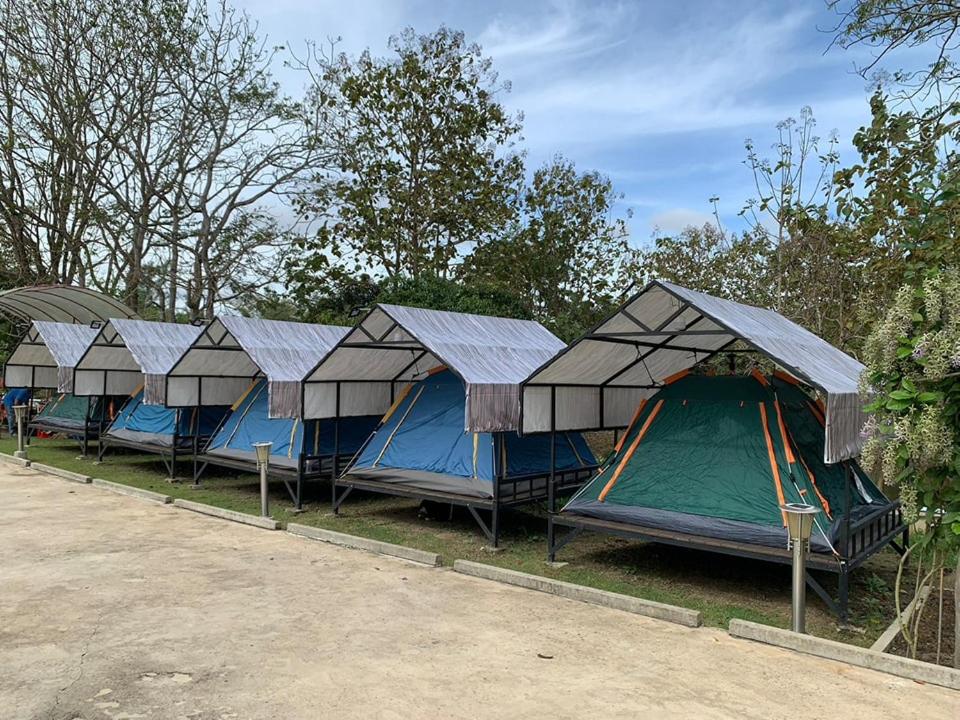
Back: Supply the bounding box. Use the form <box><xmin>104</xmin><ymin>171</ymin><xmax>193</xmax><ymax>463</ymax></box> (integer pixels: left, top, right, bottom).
<box><xmin>860</xmin><ymin>269</ymin><xmax>960</xmax><ymax>532</ymax></box>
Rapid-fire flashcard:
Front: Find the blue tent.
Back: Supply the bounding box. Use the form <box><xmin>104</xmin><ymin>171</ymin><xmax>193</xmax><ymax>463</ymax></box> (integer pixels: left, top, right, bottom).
<box><xmin>106</xmin><ymin>388</ymin><xmax>228</xmax><ymax>448</ymax></box>
<box><xmin>347</xmin><ymin>369</ymin><xmax>596</xmax><ymax>498</ymax></box>
<box><xmin>203</xmin><ymin>380</ymin><xmax>378</xmax><ymax>469</ymax></box>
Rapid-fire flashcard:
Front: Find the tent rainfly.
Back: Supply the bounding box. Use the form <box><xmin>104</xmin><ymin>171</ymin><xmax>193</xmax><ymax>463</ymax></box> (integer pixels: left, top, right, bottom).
<box><xmin>73</xmin><ymin>319</ymin><xmax>203</xmax><ymax>404</ymax></box>
<box><xmin>167</xmin><ymin>316</ymin><xmax>380</xmax><ymax>508</ymax></box>
<box><xmin>521</xmin><ymin>280</ymin><xmax>868</xmax><ymax>464</ymax></box>
<box><xmin>303</xmin><ymin>304</ymin><xmax>598</xmax><ymax>546</ymax></box>
<box><xmin>302</xmin><ymin>303</ymin><xmax>568</xmax><ymax>431</ymax></box>
<box><xmin>166</xmin><ymin>316</ymin><xmax>353</xmax><ymax>416</ymax></box>
<box><xmin>4</xmin><ymin>321</ymin><xmax>100</xmax><ymax>392</ymax></box>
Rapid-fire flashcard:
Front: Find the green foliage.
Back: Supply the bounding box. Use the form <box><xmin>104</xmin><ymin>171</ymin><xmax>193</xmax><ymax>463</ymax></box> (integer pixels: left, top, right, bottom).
<box><xmin>861</xmin><ymin>270</ymin><xmax>960</xmax><ymax>550</ymax></box>
<box><xmin>835</xmin><ymin>91</ymin><xmax>960</xmax><ymax>283</ymax></box>
<box><xmin>462</xmin><ymin>156</ymin><xmax>631</xmax><ymax>340</ymax></box>
<box><xmin>295</xmin><ymin>273</ymin><xmax>530</xmax><ymax>328</ymax></box>
<box><xmin>233</xmin><ymin>290</ymin><xmax>304</xmax><ymax>322</ymax></box>
<box><xmin>294</xmin><ymin>26</ymin><xmax>524</xmax><ymax>280</ymax></box>
<box><xmin>831</xmin><ymin>0</ymin><xmax>960</xmax><ymax>94</ymax></box>
<box><xmin>632</xmin><ymin>223</ymin><xmax>771</xmax><ymax>306</ymax></box>
<box><xmin>378</xmin><ymin>275</ymin><xmax>531</xmax><ymax>320</ymax></box>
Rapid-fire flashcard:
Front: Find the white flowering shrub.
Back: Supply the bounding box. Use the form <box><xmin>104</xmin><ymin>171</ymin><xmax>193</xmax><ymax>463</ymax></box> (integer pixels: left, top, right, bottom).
<box><xmin>861</xmin><ymin>270</ymin><xmax>960</xmax><ymax>548</ymax></box>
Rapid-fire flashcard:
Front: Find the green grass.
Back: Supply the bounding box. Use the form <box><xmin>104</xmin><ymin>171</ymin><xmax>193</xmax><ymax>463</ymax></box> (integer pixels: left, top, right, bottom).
<box><xmin>4</xmin><ymin>435</ymin><xmax>904</xmax><ymax>646</ymax></box>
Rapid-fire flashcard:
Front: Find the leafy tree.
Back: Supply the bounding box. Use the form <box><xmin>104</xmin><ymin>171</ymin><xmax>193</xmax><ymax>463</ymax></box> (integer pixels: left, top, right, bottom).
<box><xmin>835</xmin><ymin>91</ymin><xmax>960</xmax><ymax>283</ymax></box>
<box><xmin>463</xmin><ymin>157</ymin><xmax>630</xmax><ymax>340</ymax></box>
<box><xmin>295</xmin><ymin>272</ymin><xmax>529</xmax><ymax>328</ymax></box>
<box><xmin>742</xmin><ymin>106</ymin><xmax>840</xmax><ymax>286</ymax></box>
<box><xmin>831</xmin><ymin>0</ymin><xmax>960</xmax><ymax>98</ymax></box>
<box><xmin>0</xmin><ymin>0</ymin><xmax>320</xmax><ymax>316</ymax></box>
<box><xmin>833</xmin><ymin>2</ymin><xmax>960</xmax><ymax>665</ymax></box>
<box><xmin>861</xmin><ymin>271</ymin><xmax>960</xmax><ymax>666</ymax></box>
<box><xmin>632</xmin><ymin>223</ymin><xmax>772</xmax><ymax>306</ymax></box>
<box><xmin>379</xmin><ymin>275</ymin><xmax>530</xmax><ymax>321</ymax></box>
<box><xmin>233</xmin><ymin>288</ymin><xmax>304</xmax><ymax>322</ymax></box>
<box><xmin>294</xmin><ymin>26</ymin><xmax>524</xmax><ymax>280</ymax></box>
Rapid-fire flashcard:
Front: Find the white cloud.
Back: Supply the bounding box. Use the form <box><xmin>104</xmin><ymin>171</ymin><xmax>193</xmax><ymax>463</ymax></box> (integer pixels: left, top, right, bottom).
<box><xmin>477</xmin><ymin>0</ymin><xmax>630</xmax><ymax>62</ymax></box>
<box><xmin>473</xmin><ymin>3</ymin><xmax>870</xmax><ymax>156</ymax></box>
<box><xmin>649</xmin><ymin>208</ymin><xmax>715</xmax><ymax>233</ymax></box>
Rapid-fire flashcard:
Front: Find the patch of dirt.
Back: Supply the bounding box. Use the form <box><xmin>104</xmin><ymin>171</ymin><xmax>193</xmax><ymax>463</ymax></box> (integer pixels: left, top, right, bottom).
<box><xmin>889</xmin><ymin>581</ymin><xmax>956</xmax><ymax>667</ymax></box>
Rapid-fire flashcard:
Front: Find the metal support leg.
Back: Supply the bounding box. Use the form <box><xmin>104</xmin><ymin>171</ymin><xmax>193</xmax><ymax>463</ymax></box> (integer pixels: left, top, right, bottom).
<box><xmin>546</xmin><ymin>387</ymin><xmax>557</xmax><ymax>561</ymax></box>
<box><xmin>838</xmin><ymin>571</ymin><xmax>850</xmax><ymax>623</ymax></box>
<box><xmin>465</xmin><ymin>505</ymin><xmax>495</xmax><ymax>544</ymax></box>
<box><xmin>491</xmin><ymin>504</ymin><xmax>500</xmax><ymax>549</ymax></box>
<box><xmin>547</xmin><ymin>516</ymin><xmax>557</xmax><ymax>562</ymax></box>
<box><xmin>332</xmin><ymin>484</ymin><xmax>353</xmax><ymax>515</ymax></box>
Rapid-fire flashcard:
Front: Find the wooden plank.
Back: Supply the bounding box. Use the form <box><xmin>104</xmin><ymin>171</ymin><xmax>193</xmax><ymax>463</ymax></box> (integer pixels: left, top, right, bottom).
<box><xmin>870</xmin><ymin>586</ymin><xmax>931</xmax><ymax>652</ymax></box>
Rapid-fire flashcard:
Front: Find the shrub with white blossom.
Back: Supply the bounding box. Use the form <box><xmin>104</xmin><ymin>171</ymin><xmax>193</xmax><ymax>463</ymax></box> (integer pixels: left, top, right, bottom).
<box><xmin>861</xmin><ymin>269</ymin><xmax>960</xmax><ymax>665</ymax></box>
<box><xmin>862</xmin><ymin>270</ymin><xmax>960</xmax><ymax>533</ymax></box>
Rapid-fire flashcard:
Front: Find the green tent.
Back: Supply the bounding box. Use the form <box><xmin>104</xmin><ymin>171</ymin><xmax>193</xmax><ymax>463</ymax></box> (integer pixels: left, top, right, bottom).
<box><xmin>32</xmin><ymin>393</ymin><xmax>114</xmax><ymax>433</ymax></box>
<box><xmin>563</xmin><ymin>372</ymin><xmax>887</xmax><ymax>553</ymax></box>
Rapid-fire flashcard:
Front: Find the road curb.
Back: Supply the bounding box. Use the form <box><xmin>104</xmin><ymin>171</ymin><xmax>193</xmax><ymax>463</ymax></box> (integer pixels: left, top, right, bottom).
<box><xmin>172</xmin><ymin>498</ymin><xmax>279</xmax><ymax>530</ymax></box>
<box><xmin>452</xmin><ymin>560</ymin><xmax>702</xmax><ymax>628</ymax></box>
<box><xmin>728</xmin><ymin>619</ymin><xmax>960</xmax><ymax>690</ymax></box>
<box><xmin>30</xmin><ymin>462</ymin><xmax>91</xmax><ymax>484</ymax></box>
<box><xmin>91</xmin><ymin>478</ymin><xmax>172</xmax><ymax>504</ymax></box>
<box><xmin>287</xmin><ymin>523</ymin><xmax>442</xmax><ymax>566</ymax></box>
<box><xmin>0</xmin><ymin>452</ymin><xmax>30</xmax><ymax>467</ymax></box>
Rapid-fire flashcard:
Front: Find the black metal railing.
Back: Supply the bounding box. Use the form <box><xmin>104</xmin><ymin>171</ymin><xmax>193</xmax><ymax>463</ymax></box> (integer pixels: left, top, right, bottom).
<box><xmin>844</xmin><ymin>501</ymin><xmax>904</xmax><ymax>560</ymax></box>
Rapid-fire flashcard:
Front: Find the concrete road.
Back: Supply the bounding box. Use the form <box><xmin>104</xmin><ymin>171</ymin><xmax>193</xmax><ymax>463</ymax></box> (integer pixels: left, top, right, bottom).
<box><xmin>0</xmin><ymin>466</ymin><xmax>955</xmax><ymax>720</ymax></box>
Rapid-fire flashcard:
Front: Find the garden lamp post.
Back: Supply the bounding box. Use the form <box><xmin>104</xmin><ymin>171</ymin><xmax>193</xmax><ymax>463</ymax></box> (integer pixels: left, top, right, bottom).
<box><xmin>13</xmin><ymin>404</ymin><xmax>28</xmax><ymax>459</ymax></box>
<box><xmin>780</xmin><ymin>502</ymin><xmax>821</xmax><ymax>633</ymax></box>
<box><xmin>253</xmin><ymin>441</ymin><xmax>272</xmax><ymax>517</ymax></box>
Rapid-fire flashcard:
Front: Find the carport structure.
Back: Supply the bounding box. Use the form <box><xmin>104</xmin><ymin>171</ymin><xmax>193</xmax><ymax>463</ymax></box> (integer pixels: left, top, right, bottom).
<box><xmin>520</xmin><ymin>280</ymin><xmax>906</xmax><ymax>620</ymax></box>
<box><xmin>3</xmin><ymin>321</ymin><xmax>109</xmax><ymax>454</ymax></box>
<box><xmin>73</xmin><ymin>319</ymin><xmax>213</xmax><ymax>477</ymax></box>
<box><xmin>166</xmin><ymin>316</ymin><xmax>378</xmax><ymax>508</ymax></box>
<box><xmin>302</xmin><ymin>304</ymin><xmax>597</xmax><ymax>545</ymax></box>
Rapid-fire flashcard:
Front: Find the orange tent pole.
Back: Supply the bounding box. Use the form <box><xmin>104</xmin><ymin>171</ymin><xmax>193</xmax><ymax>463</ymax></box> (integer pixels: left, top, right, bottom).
<box><xmin>599</xmin><ymin>400</ymin><xmax>664</xmax><ymax>502</ymax></box>
<box><xmin>759</xmin><ymin>402</ymin><xmax>788</xmax><ymax>525</ymax></box>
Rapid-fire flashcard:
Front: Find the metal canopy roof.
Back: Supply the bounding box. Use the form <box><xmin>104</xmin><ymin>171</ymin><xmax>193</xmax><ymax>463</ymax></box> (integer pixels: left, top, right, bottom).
<box><xmin>167</xmin><ymin>316</ymin><xmax>351</xmax><ymax>415</ymax></box>
<box><xmin>522</xmin><ymin>281</ymin><xmax>866</xmax><ymax>463</ymax></box>
<box><xmin>0</xmin><ymin>285</ymin><xmax>137</xmax><ymax>324</ymax></box>
<box><xmin>73</xmin><ymin>319</ymin><xmax>202</xmax><ymax>404</ymax></box>
<box><xmin>4</xmin><ymin>321</ymin><xmax>100</xmax><ymax>392</ymax></box>
<box><xmin>303</xmin><ymin>304</ymin><xmax>566</xmax><ymax>431</ymax></box>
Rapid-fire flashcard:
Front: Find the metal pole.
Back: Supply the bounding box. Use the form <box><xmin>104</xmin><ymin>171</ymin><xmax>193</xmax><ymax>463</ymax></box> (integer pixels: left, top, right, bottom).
<box><xmin>14</xmin><ymin>405</ymin><xmax>26</xmax><ymax>459</ymax></box>
<box><xmin>791</xmin><ymin>536</ymin><xmax>807</xmax><ymax>633</ymax></box>
<box><xmin>260</xmin><ymin>461</ymin><xmax>269</xmax><ymax>518</ymax></box>
<box><xmin>253</xmin><ymin>441</ymin><xmax>273</xmax><ymax>518</ymax></box>
<box><xmin>781</xmin><ymin>502</ymin><xmax>819</xmax><ymax>633</ymax></box>
<box><xmin>547</xmin><ymin>387</ymin><xmax>557</xmax><ymax>562</ymax></box>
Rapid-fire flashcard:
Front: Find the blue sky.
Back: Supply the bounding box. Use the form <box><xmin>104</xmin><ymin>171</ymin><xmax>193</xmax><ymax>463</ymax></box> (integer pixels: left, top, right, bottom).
<box><xmin>234</xmin><ymin>0</ymin><xmax>895</xmax><ymax>247</ymax></box>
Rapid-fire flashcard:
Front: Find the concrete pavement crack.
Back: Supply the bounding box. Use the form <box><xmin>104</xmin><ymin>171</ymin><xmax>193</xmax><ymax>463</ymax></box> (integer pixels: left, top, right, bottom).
<box><xmin>47</xmin><ymin>608</ymin><xmax>104</xmax><ymax>720</ymax></box>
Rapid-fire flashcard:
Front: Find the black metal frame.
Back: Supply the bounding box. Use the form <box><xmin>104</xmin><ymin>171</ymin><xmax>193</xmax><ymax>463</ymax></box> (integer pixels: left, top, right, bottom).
<box><xmin>192</xmin><ymin>447</ymin><xmax>359</xmax><ymax>510</ymax></box>
<box><xmin>332</xmin><ymin>429</ymin><xmax>597</xmax><ymax>548</ymax></box>
<box><xmin>548</xmin><ymin>498</ymin><xmax>907</xmax><ymax>621</ymax></box>
<box><xmin>27</xmin><ymin>392</ymin><xmax>113</xmax><ymax>457</ymax></box>
<box><xmin>97</xmin><ymin>405</ymin><xmax>213</xmax><ymax>480</ymax></box>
